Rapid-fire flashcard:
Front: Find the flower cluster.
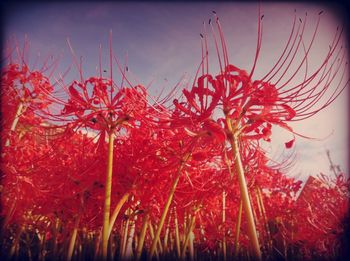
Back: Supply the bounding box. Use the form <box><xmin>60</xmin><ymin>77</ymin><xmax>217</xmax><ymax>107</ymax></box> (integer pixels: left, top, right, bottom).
<box><xmin>1</xmin><ymin>8</ymin><xmax>349</xmax><ymax>261</ymax></box>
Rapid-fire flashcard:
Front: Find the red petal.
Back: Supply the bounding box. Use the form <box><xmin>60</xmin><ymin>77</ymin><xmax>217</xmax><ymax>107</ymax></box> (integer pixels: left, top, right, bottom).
<box><xmin>280</xmin><ymin>104</ymin><xmax>296</xmax><ymax>120</ymax></box>
<box><xmin>285</xmin><ymin>138</ymin><xmax>295</xmax><ymax>149</ymax></box>
<box><xmin>192</xmin><ymin>152</ymin><xmax>207</xmax><ymax>161</ymax></box>
<box><xmin>203</xmin><ymin>120</ymin><xmax>226</xmax><ymax>143</ymax></box>
<box><xmin>69</xmin><ymin>84</ymin><xmax>86</xmax><ymax>105</ymax></box>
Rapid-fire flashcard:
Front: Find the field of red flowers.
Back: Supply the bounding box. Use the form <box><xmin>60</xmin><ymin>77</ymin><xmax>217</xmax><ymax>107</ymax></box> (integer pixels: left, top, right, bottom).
<box><xmin>1</xmin><ymin>9</ymin><xmax>349</xmax><ymax>261</ymax></box>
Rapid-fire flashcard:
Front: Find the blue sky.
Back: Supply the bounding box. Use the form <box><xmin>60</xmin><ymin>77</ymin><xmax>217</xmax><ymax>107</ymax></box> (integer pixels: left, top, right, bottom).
<box><xmin>3</xmin><ymin>2</ymin><xmax>349</xmax><ymax>180</ymax></box>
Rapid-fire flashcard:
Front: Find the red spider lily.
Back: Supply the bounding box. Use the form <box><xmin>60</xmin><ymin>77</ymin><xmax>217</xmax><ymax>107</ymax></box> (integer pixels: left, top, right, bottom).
<box><xmin>1</xmin><ymin>62</ymin><xmax>55</xmax><ymax>147</ymax></box>
<box><xmin>39</xmin><ymin>35</ymin><xmax>163</xmax><ymax>138</ymax></box>
<box><xmin>60</xmin><ymin>77</ymin><xmax>149</xmax><ymax>133</ymax></box>
<box><xmin>175</xmin><ymin>10</ymin><xmax>348</xmax><ymax>145</ymax></box>
<box><xmin>1</xmin><ymin>121</ymin><xmax>113</xmax><ymax>260</ymax></box>
<box><xmin>290</xmin><ymin>174</ymin><xmax>350</xmax><ymax>259</ymax></box>
<box><xmin>170</xmin><ymin>8</ymin><xmax>348</xmax><ymax>259</ymax></box>
<box><xmin>1</xmin><ymin>57</ymin><xmax>57</xmax><ymax>228</ymax></box>
<box><xmin>1</xmin><ymin>64</ymin><xmax>53</xmax><ymax>109</ymax></box>
<box><xmin>1</xmin><ymin>6</ymin><xmax>349</xmax><ymax>261</ymax></box>
<box><xmin>36</xmin><ymin>36</ymin><xmax>174</xmax><ymax>259</ymax></box>
<box><xmin>1</xmin><ymin>128</ymin><xmax>97</xmax><ymax>224</ymax></box>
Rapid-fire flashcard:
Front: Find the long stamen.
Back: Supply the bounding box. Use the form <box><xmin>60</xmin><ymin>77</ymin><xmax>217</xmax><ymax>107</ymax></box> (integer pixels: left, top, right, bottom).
<box><xmin>273</xmin><ymin>13</ymin><xmax>308</xmax><ymax>87</ymax></box>
<box><xmin>278</xmin><ymin>13</ymin><xmax>322</xmax><ymax>89</ymax></box>
<box><xmin>209</xmin><ymin>16</ymin><xmax>224</xmax><ymax>74</ymax></box>
<box><xmin>249</xmin><ymin>3</ymin><xmax>263</xmax><ymax>79</ymax></box>
<box><xmin>109</xmin><ymin>30</ymin><xmax>113</xmax><ymax>106</ymax></box>
<box><xmin>67</xmin><ymin>38</ymin><xmax>84</xmax><ymax>83</ymax></box>
<box><xmin>99</xmin><ymin>44</ymin><xmax>102</xmax><ymax>79</ymax></box>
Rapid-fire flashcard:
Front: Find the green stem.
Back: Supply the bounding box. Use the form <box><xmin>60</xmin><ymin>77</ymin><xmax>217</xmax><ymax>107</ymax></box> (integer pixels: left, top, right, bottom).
<box><xmin>231</xmin><ymin>134</ymin><xmax>261</xmax><ymax>260</ymax></box>
<box><xmin>6</xmin><ymin>102</ymin><xmax>25</xmax><ymax>147</ymax></box>
<box><xmin>256</xmin><ymin>187</ymin><xmax>272</xmax><ymax>252</ymax></box>
<box><xmin>107</xmin><ymin>192</ymin><xmax>129</xmax><ymax>239</ymax></box>
<box><xmin>39</xmin><ymin>232</ymin><xmax>46</xmax><ymax>261</ymax></box>
<box><xmin>67</xmin><ymin>215</ymin><xmax>80</xmax><ymax>261</ymax></box>
<box><xmin>174</xmin><ymin>208</ymin><xmax>181</xmax><ymax>258</ymax></box>
<box><xmin>136</xmin><ymin>213</ymin><xmax>149</xmax><ymax>260</ymax></box>
<box><xmin>180</xmin><ymin>214</ymin><xmax>196</xmax><ymax>259</ymax></box>
<box><xmin>52</xmin><ymin>217</ymin><xmax>60</xmax><ymax>259</ymax></box>
<box><xmin>102</xmin><ymin>132</ymin><xmax>114</xmax><ymax>260</ymax></box>
<box><xmin>163</xmin><ymin>213</ymin><xmax>171</xmax><ymax>253</ymax></box>
<box><xmin>120</xmin><ymin>209</ymin><xmax>131</xmax><ymax>259</ymax></box>
<box><xmin>125</xmin><ymin>213</ymin><xmax>137</xmax><ymax>258</ymax></box>
<box><xmin>234</xmin><ymin>200</ymin><xmax>243</xmax><ymax>256</ymax></box>
<box><xmin>148</xmin><ymin>221</ymin><xmax>159</xmax><ymax>259</ymax></box>
<box><xmin>222</xmin><ymin>190</ymin><xmax>227</xmax><ymax>261</ymax></box>
<box><xmin>149</xmin><ymin>152</ymin><xmax>191</xmax><ymax>258</ymax></box>
<box><xmin>188</xmin><ymin>231</ymin><xmax>195</xmax><ymax>261</ymax></box>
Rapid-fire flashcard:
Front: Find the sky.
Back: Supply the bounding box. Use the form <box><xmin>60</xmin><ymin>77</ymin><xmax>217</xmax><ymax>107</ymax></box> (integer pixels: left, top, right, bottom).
<box><xmin>2</xmin><ymin>2</ymin><xmax>349</xmax><ymax>180</ymax></box>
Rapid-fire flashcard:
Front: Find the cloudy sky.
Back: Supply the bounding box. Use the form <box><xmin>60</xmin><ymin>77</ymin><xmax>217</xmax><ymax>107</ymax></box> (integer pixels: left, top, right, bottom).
<box><xmin>3</xmin><ymin>2</ymin><xmax>349</xmax><ymax>180</ymax></box>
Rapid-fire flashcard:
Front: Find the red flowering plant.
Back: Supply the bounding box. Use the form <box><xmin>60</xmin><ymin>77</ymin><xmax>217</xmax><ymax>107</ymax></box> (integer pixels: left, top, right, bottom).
<box><xmin>138</xmin><ymin>32</ymin><xmax>233</xmax><ymax>258</ymax></box>
<box><xmin>33</xmin><ymin>36</ymin><xmax>175</xmax><ymax>259</ymax></box>
<box><xmin>1</xmin><ymin>133</ymin><xmax>48</xmax><ymax>259</ymax></box>
<box><xmin>176</xmin><ymin>162</ymin><xmax>235</xmax><ymax>257</ymax></box>
<box><xmin>0</xmin><ymin>41</ymin><xmax>60</xmax><ymax>257</ymax></box>
<box><xmin>290</xmin><ymin>173</ymin><xmax>350</xmax><ymax>259</ymax></box>
<box><xmin>1</xmin><ymin>39</ymin><xmax>57</xmax><ymax>148</ymax></box>
<box><xmin>93</xmin><ymin>113</ymin><xmax>223</xmax><ymax>259</ymax></box>
<box><xmin>185</xmin><ymin>147</ymin><xmax>301</xmax><ymax>259</ymax></box>
<box><xmin>45</xmin><ymin>133</ymin><xmax>108</xmax><ymax>260</ymax></box>
<box><xmin>103</xmin><ymin>122</ymin><xmax>177</xmax><ymax>256</ymax></box>
<box><xmin>1</xmin><ymin>121</ymin><xmax>105</xmax><ymax>259</ymax></box>
<box><xmin>0</xmin><ymin>42</ymin><xmax>66</xmax><ymax>243</ymax></box>
<box><xmin>170</xmin><ymin>8</ymin><xmax>348</xmax><ymax>259</ymax></box>
<box><xmin>1</xmin><ymin>5</ymin><xmax>349</xmax><ymax>261</ymax></box>
<box><xmin>171</xmin><ymin>146</ymin><xmax>231</xmax><ymax>256</ymax></box>
<box><xmin>141</xmin><ymin>132</ymin><xmax>201</xmax><ymax>257</ymax></box>
<box><xmin>248</xmin><ymin>163</ymin><xmax>301</xmax><ymax>258</ymax></box>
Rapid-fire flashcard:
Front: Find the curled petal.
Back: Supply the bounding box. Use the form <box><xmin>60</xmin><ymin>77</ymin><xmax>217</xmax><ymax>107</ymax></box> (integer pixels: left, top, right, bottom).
<box><xmin>279</xmin><ymin>104</ymin><xmax>296</xmax><ymax>120</ymax></box>
<box><xmin>285</xmin><ymin>138</ymin><xmax>295</xmax><ymax>149</ymax></box>
<box><xmin>203</xmin><ymin>120</ymin><xmax>226</xmax><ymax>143</ymax></box>
<box><xmin>69</xmin><ymin>84</ymin><xmax>86</xmax><ymax>105</ymax></box>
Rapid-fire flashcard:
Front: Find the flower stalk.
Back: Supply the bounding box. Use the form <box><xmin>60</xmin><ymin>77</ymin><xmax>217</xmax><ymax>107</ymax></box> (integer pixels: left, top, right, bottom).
<box><xmin>174</xmin><ymin>207</ymin><xmax>181</xmax><ymax>258</ymax></box>
<box><xmin>256</xmin><ymin>187</ymin><xmax>272</xmax><ymax>251</ymax></box>
<box><xmin>102</xmin><ymin>131</ymin><xmax>115</xmax><ymax>260</ymax></box>
<box><xmin>149</xmin><ymin>152</ymin><xmax>191</xmax><ymax>258</ymax></box>
<box><xmin>181</xmin><ymin>211</ymin><xmax>197</xmax><ymax>259</ymax></box>
<box><xmin>136</xmin><ymin>212</ymin><xmax>149</xmax><ymax>260</ymax></box>
<box><xmin>231</xmin><ymin>134</ymin><xmax>261</xmax><ymax>260</ymax></box>
<box><xmin>67</xmin><ymin>215</ymin><xmax>80</xmax><ymax>261</ymax></box>
<box><xmin>222</xmin><ymin>190</ymin><xmax>227</xmax><ymax>261</ymax></box>
<box><xmin>189</xmin><ymin>231</ymin><xmax>195</xmax><ymax>260</ymax></box>
<box><xmin>120</xmin><ymin>209</ymin><xmax>131</xmax><ymax>259</ymax></box>
<box><xmin>164</xmin><ymin>214</ymin><xmax>172</xmax><ymax>253</ymax></box>
<box><xmin>125</xmin><ymin>213</ymin><xmax>137</xmax><ymax>258</ymax></box>
<box><xmin>107</xmin><ymin>192</ymin><xmax>129</xmax><ymax>239</ymax></box>
<box><xmin>226</xmin><ymin>115</ymin><xmax>261</xmax><ymax>260</ymax></box>
<box><xmin>148</xmin><ymin>221</ymin><xmax>160</xmax><ymax>259</ymax></box>
<box><xmin>234</xmin><ymin>200</ymin><xmax>243</xmax><ymax>256</ymax></box>
<box><xmin>5</xmin><ymin>102</ymin><xmax>25</xmax><ymax>147</ymax></box>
